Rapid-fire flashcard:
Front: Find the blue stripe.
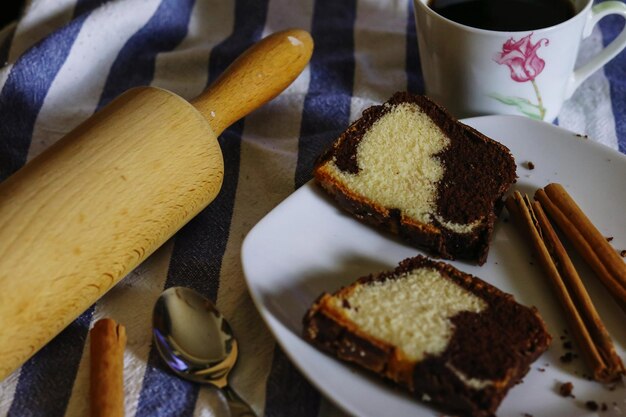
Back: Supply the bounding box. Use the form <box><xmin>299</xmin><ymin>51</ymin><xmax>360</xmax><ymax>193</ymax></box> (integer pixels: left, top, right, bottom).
<box><xmin>7</xmin><ymin>308</ymin><xmax>93</xmax><ymax>417</ymax></box>
<box><xmin>264</xmin><ymin>1</ymin><xmax>357</xmax><ymax>416</ymax></box>
<box><xmin>294</xmin><ymin>0</ymin><xmax>358</xmax><ymax>189</ymax></box>
<box><xmin>0</xmin><ymin>15</ymin><xmax>84</xmax><ymax>180</ymax></box>
<box><xmin>0</xmin><ymin>0</ymin><xmax>106</xmax><ymax>181</ymax></box>
<box><xmin>405</xmin><ymin>0</ymin><xmax>424</xmax><ymax>94</ymax></box>
<box><xmin>134</xmin><ymin>0</ymin><xmax>269</xmax><ymax>415</ymax></box>
<box><xmin>597</xmin><ymin>0</ymin><xmax>626</xmax><ymax>153</ymax></box>
<box><xmin>264</xmin><ymin>349</ymin><xmax>321</xmax><ymax>417</ymax></box>
<box><xmin>97</xmin><ymin>0</ymin><xmax>195</xmax><ymax>109</ymax></box>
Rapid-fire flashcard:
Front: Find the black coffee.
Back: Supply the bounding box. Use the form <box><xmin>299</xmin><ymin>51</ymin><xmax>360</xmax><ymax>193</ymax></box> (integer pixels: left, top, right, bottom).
<box><xmin>429</xmin><ymin>0</ymin><xmax>576</xmax><ymax>31</ymax></box>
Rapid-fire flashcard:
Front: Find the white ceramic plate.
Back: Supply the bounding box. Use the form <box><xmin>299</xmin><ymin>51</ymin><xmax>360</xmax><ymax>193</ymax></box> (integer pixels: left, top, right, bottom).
<box><xmin>241</xmin><ymin>115</ymin><xmax>626</xmax><ymax>417</ymax></box>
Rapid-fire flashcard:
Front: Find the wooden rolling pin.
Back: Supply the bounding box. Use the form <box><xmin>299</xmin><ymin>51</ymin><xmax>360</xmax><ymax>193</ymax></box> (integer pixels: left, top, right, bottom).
<box><xmin>0</xmin><ymin>29</ymin><xmax>313</xmax><ymax>380</ymax></box>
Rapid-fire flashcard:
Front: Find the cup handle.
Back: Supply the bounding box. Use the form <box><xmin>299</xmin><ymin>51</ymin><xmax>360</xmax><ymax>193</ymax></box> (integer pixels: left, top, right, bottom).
<box><xmin>565</xmin><ymin>1</ymin><xmax>626</xmax><ymax>98</ymax></box>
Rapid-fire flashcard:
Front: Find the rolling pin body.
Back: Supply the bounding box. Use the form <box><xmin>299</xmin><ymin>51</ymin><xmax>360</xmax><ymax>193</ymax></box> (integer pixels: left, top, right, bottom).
<box><xmin>0</xmin><ymin>29</ymin><xmax>313</xmax><ymax>380</ymax></box>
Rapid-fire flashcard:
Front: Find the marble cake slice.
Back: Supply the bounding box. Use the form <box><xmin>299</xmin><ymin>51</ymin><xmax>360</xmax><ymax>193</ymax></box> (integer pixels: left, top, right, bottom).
<box><xmin>303</xmin><ymin>255</ymin><xmax>551</xmax><ymax>417</ymax></box>
<box><xmin>313</xmin><ymin>93</ymin><xmax>517</xmax><ymax>264</ymax></box>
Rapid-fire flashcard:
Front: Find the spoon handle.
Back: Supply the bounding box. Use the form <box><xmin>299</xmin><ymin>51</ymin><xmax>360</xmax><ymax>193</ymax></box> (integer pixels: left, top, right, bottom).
<box><xmin>221</xmin><ymin>386</ymin><xmax>258</xmax><ymax>417</ymax></box>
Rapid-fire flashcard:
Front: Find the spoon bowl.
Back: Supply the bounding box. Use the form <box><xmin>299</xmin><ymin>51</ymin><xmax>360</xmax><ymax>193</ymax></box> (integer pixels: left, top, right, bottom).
<box><xmin>153</xmin><ymin>287</ymin><xmax>256</xmax><ymax>416</ymax></box>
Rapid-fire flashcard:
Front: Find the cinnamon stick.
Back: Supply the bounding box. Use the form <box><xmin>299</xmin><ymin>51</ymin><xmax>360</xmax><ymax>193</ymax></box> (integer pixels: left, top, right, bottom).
<box><xmin>506</xmin><ymin>192</ymin><xmax>625</xmax><ymax>382</ymax></box>
<box><xmin>90</xmin><ymin>318</ymin><xmax>126</xmax><ymax>417</ymax></box>
<box><xmin>535</xmin><ymin>184</ymin><xmax>626</xmax><ymax>313</ymax></box>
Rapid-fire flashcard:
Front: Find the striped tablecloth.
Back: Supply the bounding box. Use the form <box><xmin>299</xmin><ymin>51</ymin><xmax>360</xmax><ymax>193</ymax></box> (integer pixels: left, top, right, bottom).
<box><xmin>0</xmin><ymin>0</ymin><xmax>624</xmax><ymax>416</ymax></box>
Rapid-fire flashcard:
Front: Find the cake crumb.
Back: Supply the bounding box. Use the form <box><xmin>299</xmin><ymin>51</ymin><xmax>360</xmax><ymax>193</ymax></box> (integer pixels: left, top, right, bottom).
<box><xmin>522</xmin><ymin>413</ymin><xmax>533</xmax><ymax>417</ymax></box>
<box><xmin>620</xmin><ymin>250</ymin><xmax>626</xmax><ymax>258</ymax></box>
<box><xmin>537</xmin><ymin>367</ymin><xmax>545</xmax><ymax>372</ymax></box>
<box><xmin>559</xmin><ymin>382</ymin><xmax>574</xmax><ymax>397</ymax></box>
<box><xmin>606</xmin><ymin>236</ymin><xmax>614</xmax><ymax>242</ymax></box>
<box><xmin>586</xmin><ymin>401</ymin><xmax>599</xmax><ymax>411</ymax></box>
<box><xmin>524</xmin><ymin>161</ymin><xmax>535</xmax><ymax>170</ymax></box>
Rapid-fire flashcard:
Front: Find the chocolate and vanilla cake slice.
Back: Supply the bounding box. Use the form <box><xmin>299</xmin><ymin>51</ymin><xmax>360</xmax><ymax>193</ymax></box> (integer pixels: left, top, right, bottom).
<box><xmin>303</xmin><ymin>255</ymin><xmax>551</xmax><ymax>417</ymax></box>
<box><xmin>314</xmin><ymin>93</ymin><xmax>516</xmax><ymax>264</ymax></box>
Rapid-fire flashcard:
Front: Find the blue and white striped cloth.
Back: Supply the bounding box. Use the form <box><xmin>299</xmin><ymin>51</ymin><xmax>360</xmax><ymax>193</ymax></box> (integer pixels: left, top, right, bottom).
<box><xmin>0</xmin><ymin>1</ymin><xmax>624</xmax><ymax>416</ymax></box>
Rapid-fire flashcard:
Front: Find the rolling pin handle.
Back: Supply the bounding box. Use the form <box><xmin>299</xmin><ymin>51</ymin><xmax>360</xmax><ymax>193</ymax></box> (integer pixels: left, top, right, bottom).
<box><xmin>191</xmin><ymin>28</ymin><xmax>313</xmax><ymax>136</ymax></box>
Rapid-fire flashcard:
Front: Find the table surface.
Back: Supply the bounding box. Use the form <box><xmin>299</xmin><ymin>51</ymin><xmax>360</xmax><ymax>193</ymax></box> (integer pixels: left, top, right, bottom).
<box><xmin>0</xmin><ymin>1</ymin><xmax>625</xmax><ymax>417</ymax></box>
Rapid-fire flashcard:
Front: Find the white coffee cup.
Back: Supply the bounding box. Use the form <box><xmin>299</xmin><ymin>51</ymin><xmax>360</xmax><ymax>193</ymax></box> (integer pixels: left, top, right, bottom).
<box><xmin>413</xmin><ymin>0</ymin><xmax>626</xmax><ymax>121</ymax></box>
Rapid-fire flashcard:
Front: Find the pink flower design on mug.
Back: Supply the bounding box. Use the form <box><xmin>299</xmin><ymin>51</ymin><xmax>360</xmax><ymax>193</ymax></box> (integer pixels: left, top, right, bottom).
<box><xmin>495</xmin><ymin>34</ymin><xmax>548</xmax><ymax>82</ymax></box>
<box><xmin>491</xmin><ymin>33</ymin><xmax>549</xmax><ymax>120</ymax></box>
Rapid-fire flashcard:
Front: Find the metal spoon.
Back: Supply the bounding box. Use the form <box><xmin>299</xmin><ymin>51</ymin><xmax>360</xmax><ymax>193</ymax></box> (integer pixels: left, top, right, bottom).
<box><xmin>153</xmin><ymin>286</ymin><xmax>257</xmax><ymax>417</ymax></box>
